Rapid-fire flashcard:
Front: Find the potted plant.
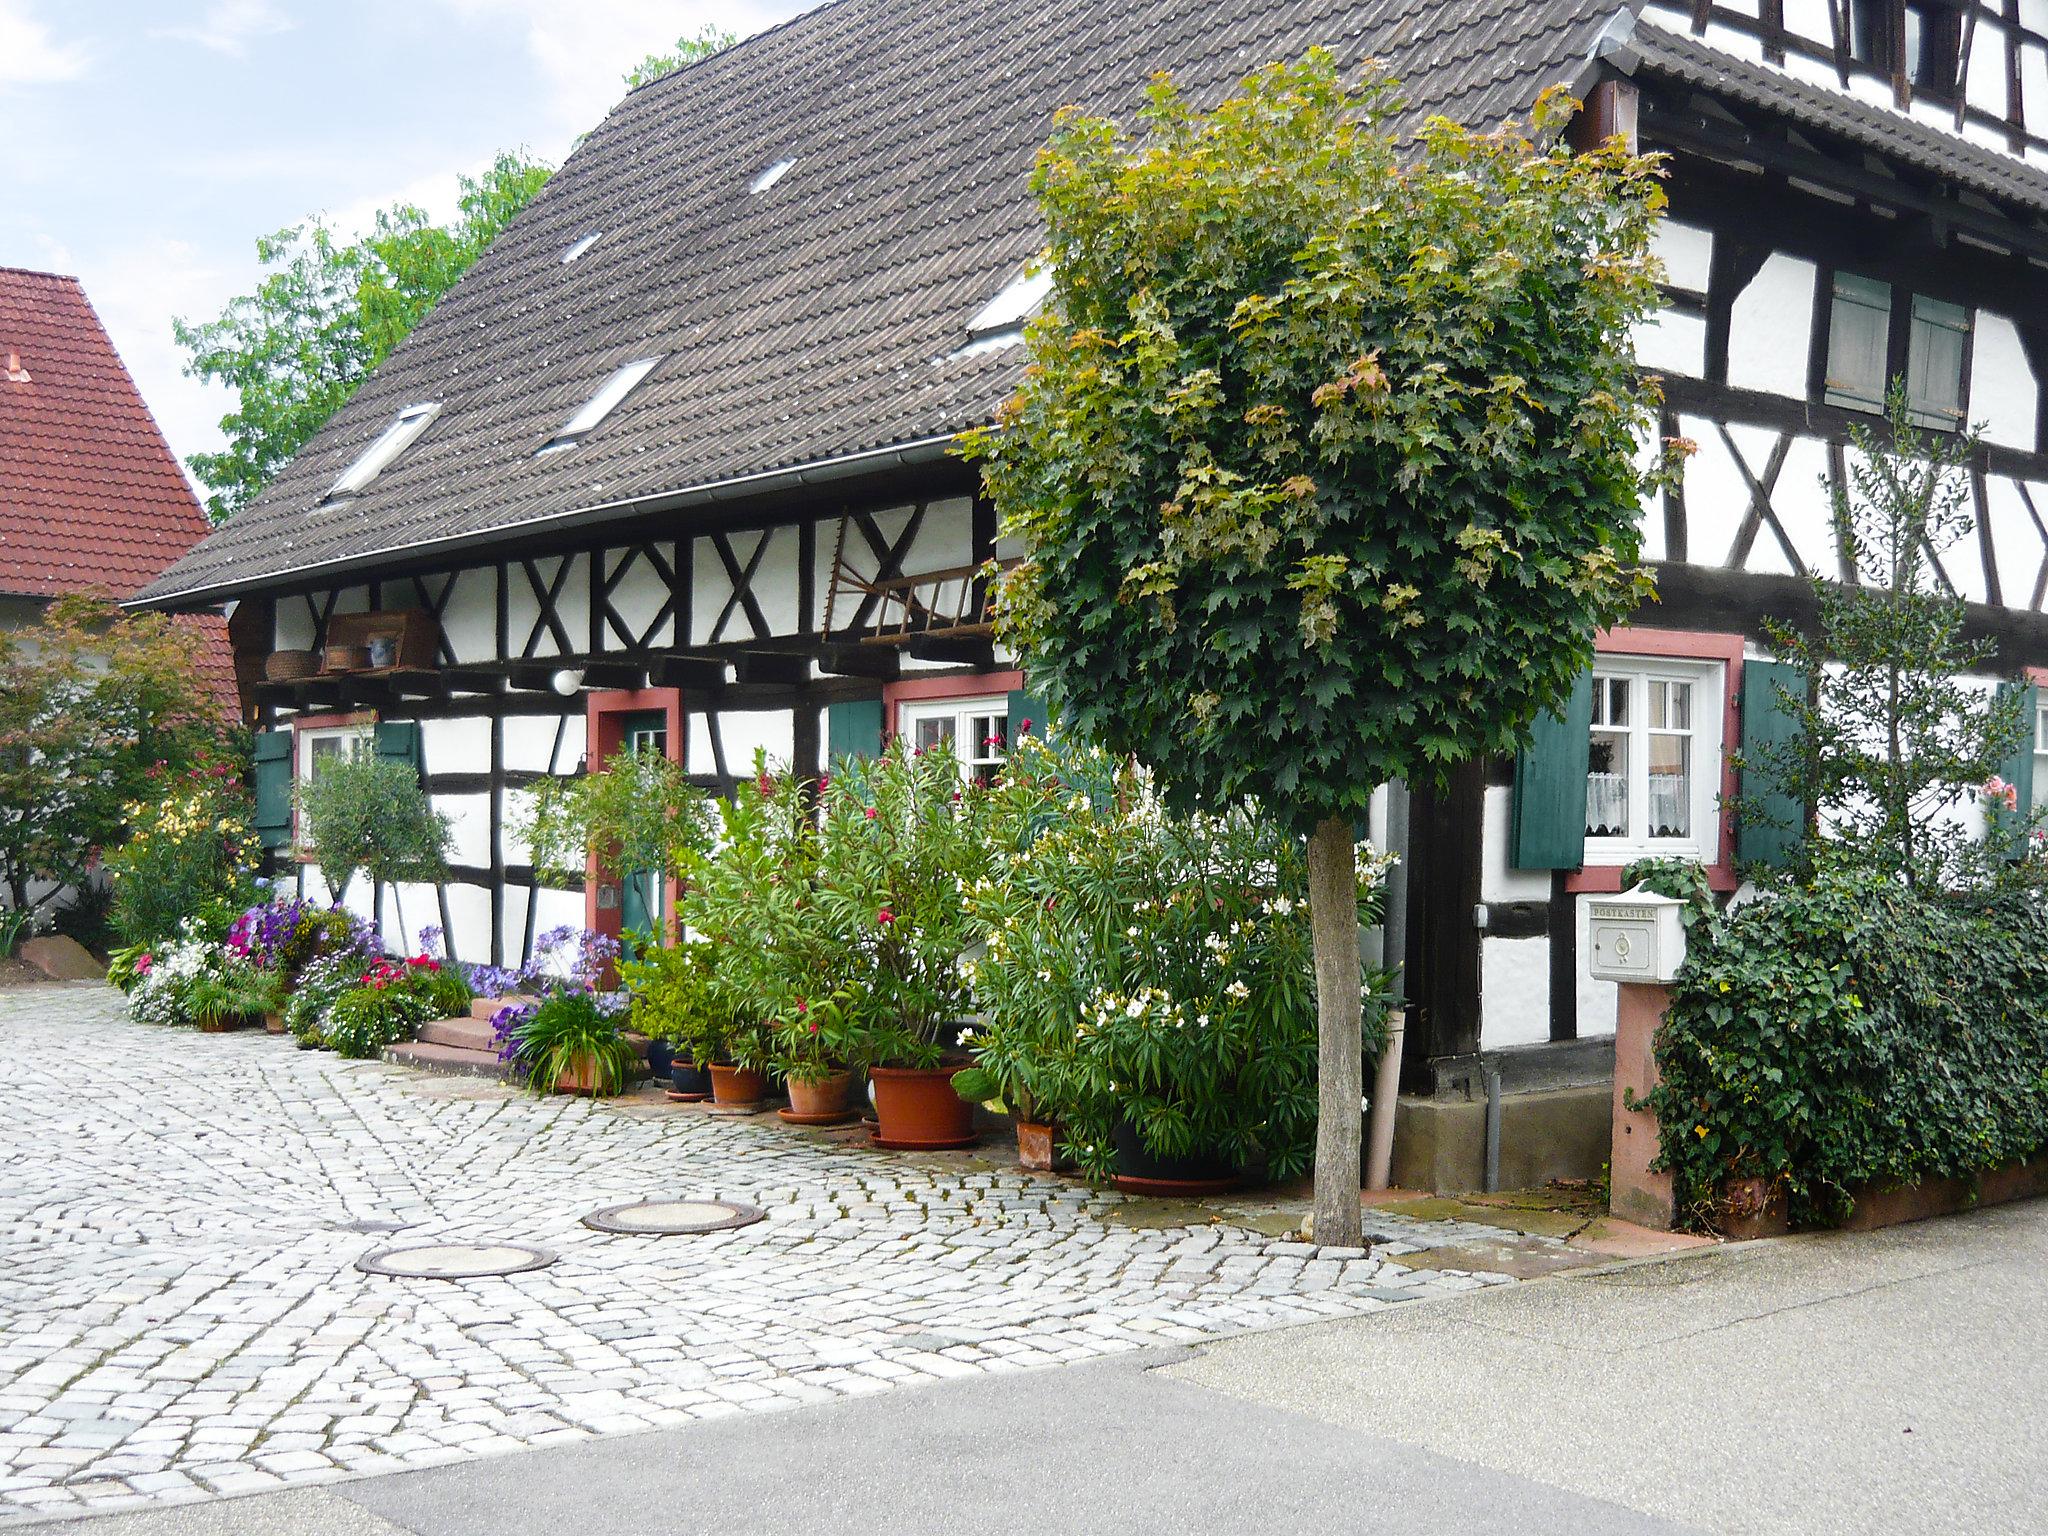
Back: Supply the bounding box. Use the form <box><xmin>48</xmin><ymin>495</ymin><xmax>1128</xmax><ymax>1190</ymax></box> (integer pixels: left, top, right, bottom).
<box><xmin>494</xmin><ymin>987</ymin><xmax>638</xmax><ymax>1097</ymax></box>
<box><xmin>769</xmin><ymin>987</ymin><xmax>864</xmax><ymax>1124</ymax></box>
<box><xmin>619</xmin><ymin>938</ymin><xmax>725</xmax><ymax>1102</ymax></box>
<box><xmin>811</xmin><ymin>740</ymin><xmax>993</xmax><ymax>1149</ymax></box>
<box><xmin>963</xmin><ymin>732</ymin><xmax>1390</xmax><ymax>1191</ymax></box>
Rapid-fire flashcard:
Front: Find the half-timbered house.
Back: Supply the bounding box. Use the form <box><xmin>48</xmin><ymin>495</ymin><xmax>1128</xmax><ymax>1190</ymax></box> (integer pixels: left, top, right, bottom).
<box><xmin>137</xmin><ymin>0</ymin><xmax>2048</xmax><ymax>1185</ymax></box>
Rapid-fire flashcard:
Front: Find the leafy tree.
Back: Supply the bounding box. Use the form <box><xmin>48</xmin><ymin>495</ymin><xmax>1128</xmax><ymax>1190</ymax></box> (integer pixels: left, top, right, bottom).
<box><xmin>175</xmin><ymin>152</ymin><xmax>551</xmax><ymax>520</ymax></box>
<box><xmin>0</xmin><ymin>596</ymin><xmax>227</xmax><ymax>913</ymax></box>
<box><xmin>519</xmin><ymin>746</ymin><xmax>713</xmax><ymax>894</ymax></box>
<box><xmin>622</xmin><ymin>25</ymin><xmax>734</xmax><ymax>89</ymax></box>
<box><xmin>967</xmin><ymin>55</ymin><xmax>1670</xmax><ymax>1242</ymax></box>
<box><xmin>1737</xmin><ymin>389</ymin><xmax>2028</xmax><ymax>891</ymax></box>
<box><xmin>297</xmin><ymin>757</ymin><xmax>451</xmax><ymax>941</ymax></box>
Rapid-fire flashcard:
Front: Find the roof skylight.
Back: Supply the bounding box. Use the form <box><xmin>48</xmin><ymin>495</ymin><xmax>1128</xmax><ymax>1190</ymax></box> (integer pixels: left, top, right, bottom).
<box><xmin>749</xmin><ymin>158</ymin><xmax>797</xmax><ymax>194</ymax></box>
<box><xmin>966</xmin><ymin>266</ymin><xmax>1053</xmax><ymax>338</ymax></box>
<box><xmin>561</xmin><ymin>231</ymin><xmax>603</xmax><ymax>264</ymax></box>
<box><xmin>542</xmin><ymin>356</ymin><xmax>663</xmax><ymax>451</ymax></box>
<box><xmin>323</xmin><ymin>401</ymin><xmax>440</xmax><ymax>502</ymax></box>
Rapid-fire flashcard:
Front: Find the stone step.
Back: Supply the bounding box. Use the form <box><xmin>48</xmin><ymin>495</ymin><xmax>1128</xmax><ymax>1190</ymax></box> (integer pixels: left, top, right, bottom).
<box><xmin>384</xmin><ymin>1040</ymin><xmax>509</xmax><ymax>1079</ymax></box>
<box><xmin>470</xmin><ymin>994</ymin><xmax>536</xmax><ymax>1022</ymax></box>
<box><xmin>419</xmin><ymin>1015</ymin><xmax>496</xmax><ymax>1051</ymax></box>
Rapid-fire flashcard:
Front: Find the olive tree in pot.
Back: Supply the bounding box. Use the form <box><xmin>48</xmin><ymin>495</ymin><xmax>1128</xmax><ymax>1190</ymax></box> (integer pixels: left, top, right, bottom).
<box><xmin>297</xmin><ymin>756</ymin><xmax>452</xmax><ymax>950</ymax></box>
<box><xmin>964</xmin><ymin>56</ymin><xmax>1672</xmax><ymax>1243</ymax></box>
<box><xmin>814</xmin><ymin>740</ymin><xmax>993</xmax><ymax>1149</ymax></box>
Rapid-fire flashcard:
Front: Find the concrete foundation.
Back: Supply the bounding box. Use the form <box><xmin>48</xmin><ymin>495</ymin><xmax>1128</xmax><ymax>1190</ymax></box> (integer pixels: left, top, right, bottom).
<box><xmin>1388</xmin><ymin>1082</ymin><xmax>1613</xmax><ymax>1196</ymax></box>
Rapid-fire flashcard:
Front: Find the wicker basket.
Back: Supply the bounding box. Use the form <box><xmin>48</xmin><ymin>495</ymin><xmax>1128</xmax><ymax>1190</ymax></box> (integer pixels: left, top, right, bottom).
<box><xmin>264</xmin><ymin>649</ymin><xmax>319</xmax><ymax>682</ymax></box>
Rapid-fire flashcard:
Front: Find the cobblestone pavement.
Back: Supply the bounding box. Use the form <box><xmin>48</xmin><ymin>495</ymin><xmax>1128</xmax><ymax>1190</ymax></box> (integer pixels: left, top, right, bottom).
<box><xmin>0</xmin><ymin>984</ymin><xmax>1528</xmax><ymax>1524</ymax></box>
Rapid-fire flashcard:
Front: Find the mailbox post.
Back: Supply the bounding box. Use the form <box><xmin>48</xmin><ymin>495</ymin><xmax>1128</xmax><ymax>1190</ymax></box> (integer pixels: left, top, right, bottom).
<box><xmin>1585</xmin><ymin>887</ymin><xmax>1688</xmax><ymax>1230</ymax></box>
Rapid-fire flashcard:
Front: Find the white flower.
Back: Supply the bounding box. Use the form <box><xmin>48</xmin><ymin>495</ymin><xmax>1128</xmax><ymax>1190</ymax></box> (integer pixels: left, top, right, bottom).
<box><xmin>1225</xmin><ymin>980</ymin><xmax>1250</xmax><ymax>1001</ymax></box>
<box><xmin>1271</xmin><ymin>896</ymin><xmax>1294</xmax><ymax>916</ymax></box>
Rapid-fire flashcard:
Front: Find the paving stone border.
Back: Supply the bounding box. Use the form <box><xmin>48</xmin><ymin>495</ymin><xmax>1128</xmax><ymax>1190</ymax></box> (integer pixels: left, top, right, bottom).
<box><xmin>0</xmin><ymin>985</ymin><xmax>1532</xmax><ymax>1524</ymax></box>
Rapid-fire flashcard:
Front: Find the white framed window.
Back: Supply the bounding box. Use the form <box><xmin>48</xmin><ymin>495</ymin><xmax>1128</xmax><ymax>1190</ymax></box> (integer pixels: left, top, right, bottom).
<box><xmin>1584</xmin><ymin>658</ymin><xmax>1724</xmax><ymax>863</ymax></box>
<box><xmin>898</xmin><ymin>695</ymin><xmax>1008</xmax><ymax>787</ymax></box>
<box><xmin>541</xmin><ymin>356</ymin><xmax>663</xmax><ymax>451</ymax></box>
<box><xmin>295</xmin><ymin>723</ymin><xmax>373</xmax><ymax>849</ymax></box>
<box><xmin>324</xmin><ymin>401</ymin><xmax>440</xmax><ymax>502</ymax></box>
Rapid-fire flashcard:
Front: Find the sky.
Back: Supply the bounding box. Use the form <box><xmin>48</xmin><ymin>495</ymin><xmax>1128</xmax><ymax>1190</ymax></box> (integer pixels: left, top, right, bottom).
<box><xmin>0</xmin><ymin>0</ymin><xmax>807</xmax><ymax>480</ymax></box>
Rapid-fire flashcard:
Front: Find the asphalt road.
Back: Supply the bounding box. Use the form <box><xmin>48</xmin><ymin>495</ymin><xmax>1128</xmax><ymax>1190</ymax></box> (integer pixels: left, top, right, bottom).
<box><xmin>16</xmin><ymin>1198</ymin><xmax>2045</xmax><ymax>1536</ymax></box>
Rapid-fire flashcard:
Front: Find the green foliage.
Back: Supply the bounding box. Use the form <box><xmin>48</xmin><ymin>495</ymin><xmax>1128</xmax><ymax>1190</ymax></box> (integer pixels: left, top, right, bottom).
<box><xmin>323</xmin><ymin>983</ymin><xmax>434</xmax><ymax>1061</ymax></box>
<box><xmin>0</xmin><ymin>596</ymin><xmax>229</xmax><ymax>917</ymax></box>
<box><xmin>962</xmin><ymin>731</ymin><xmax>1392</xmax><ymax>1182</ymax></box>
<box><xmin>0</xmin><ymin>906</ymin><xmax>30</xmax><ymax>959</ymax></box>
<box><xmin>520</xmin><ymin>748</ymin><xmax>713</xmax><ymax>893</ymax></box>
<box><xmin>619</xmin><ymin>939</ymin><xmax>724</xmax><ymax>1065</ymax></box>
<box><xmin>107</xmin><ymin>941</ymin><xmax>150</xmax><ymax>992</ymax></box>
<box><xmin>284</xmin><ymin>949</ymin><xmax>375</xmax><ymax>1047</ymax></box>
<box><xmin>622</xmin><ymin>25</ymin><xmax>734</xmax><ymax>88</ymax></box>
<box><xmin>1644</xmin><ymin>869</ymin><xmax>2048</xmax><ymax>1229</ymax></box>
<box><xmin>964</xmin><ymin>52</ymin><xmax>1670</xmax><ymax>827</ymax></box>
<box><xmin>500</xmin><ymin>990</ymin><xmax>638</xmax><ymax>1097</ymax></box>
<box><xmin>105</xmin><ymin>763</ymin><xmax>263</xmax><ymax>948</ymax></box>
<box><xmin>174</xmin><ymin>153</ymin><xmax>552</xmax><ymax>520</ymax></box>
<box><xmin>1735</xmin><ymin>390</ymin><xmax>2030</xmax><ymax>890</ymax></box>
<box><xmin>297</xmin><ymin>757</ymin><xmax>451</xmax><ymax>908</ymax></box>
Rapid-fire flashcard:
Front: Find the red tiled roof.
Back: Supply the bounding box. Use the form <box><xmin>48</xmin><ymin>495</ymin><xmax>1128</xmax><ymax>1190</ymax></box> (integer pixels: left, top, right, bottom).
<box><xmin>0</xmin><ymin>266</ymin><xmax>239</xmax><ymax>714</ymax></box>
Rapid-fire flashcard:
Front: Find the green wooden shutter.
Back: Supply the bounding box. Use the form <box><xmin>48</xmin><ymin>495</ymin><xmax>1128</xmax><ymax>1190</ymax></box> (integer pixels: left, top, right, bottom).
<box><xmin>1511</xmin><ymin>673</ymin><xmax>1595</xmax><ymax>870</ymax></box>
<box><xmin>826</xmin><ymin>698</ymin><xmax>884</xmax><ymax>764</ymax></box>
<box><xmin>1992</xmin><ymin>681</ymin><xmax>2037</xmax><ymax>854</ymax></box>
<box><xmin>251</xmin><ymin>730</ymin><xmax>293</xmax><ymax>850</ymax></box>
<box><xmin>373</xmin><ymin>719</ymin><xmax>424</xmax><ymax>777</ymax></box>
<box><xmin>1006</xmin><ymin>690</ymin><xmax>1049</xmax><ymax>747</ymax></box>
<box><xmin>1737</xmin><ymin>660</ymin><xmax>1807</xmax><ymax>868</ymax></box>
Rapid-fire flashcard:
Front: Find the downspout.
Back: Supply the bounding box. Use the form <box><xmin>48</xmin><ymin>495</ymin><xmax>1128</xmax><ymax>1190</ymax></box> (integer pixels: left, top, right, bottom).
<box><xmin>1364</xmin><ymin>782</ymin><xmax>1410</xmax><ymax>1190</ymax></box>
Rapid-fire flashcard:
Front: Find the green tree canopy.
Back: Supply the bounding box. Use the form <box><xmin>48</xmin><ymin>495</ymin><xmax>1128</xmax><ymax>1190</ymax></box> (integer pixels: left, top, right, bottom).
<box><xmin>622</xmin><ymin>25</ymin><xmax>734</xmax><ymax>89</ymax></box>
<box><xmin>967</xmin><ymin>53</ymin><xmax>1672</xmax><ymax>1241</ymax></box>
<box><xmin>0</xmin><ymin>596</ymin><xmax>228</xmax><ymax>911</ymax></box>
<box><xmin>174</xmin><ymin>151</ymin><xmax>551</xmax><ymax>520</ymax></box>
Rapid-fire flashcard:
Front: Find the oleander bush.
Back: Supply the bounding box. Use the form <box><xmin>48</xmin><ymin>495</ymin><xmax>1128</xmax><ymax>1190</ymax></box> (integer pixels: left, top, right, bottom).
<box><xmin>1644</xmin><ymin>858</ymin><xmax>2048</xmax><ymax>1229</ymax></box>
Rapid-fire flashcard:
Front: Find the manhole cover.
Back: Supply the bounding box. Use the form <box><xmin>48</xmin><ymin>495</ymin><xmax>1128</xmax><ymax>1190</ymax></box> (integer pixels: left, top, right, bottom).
<box><xmin>356</xmin><ymin>1243</ymin><xmax>556</xmax><ymax>1278</ymax></box>
<box><xmin>333</xmin><ymin>1218</ymin><xmax>414</xmax><ymax>1234</ymax></box>
<box><xmin>582</xmin><ymin>1199</ymin><xmax>765</xmax><ymax>1235</ymax></box>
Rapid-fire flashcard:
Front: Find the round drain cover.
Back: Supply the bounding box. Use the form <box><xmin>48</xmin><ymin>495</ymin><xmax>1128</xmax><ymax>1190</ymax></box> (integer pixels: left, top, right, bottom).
<box><xmin>356</xmin><ymin>1242</ymin><xmax>556</xmax><ymax>1279</ymax></box>
<box><xmin>582</xmin><ymin>1199</ymin><xmax>766</xmax><ymax>1235</ymax></box>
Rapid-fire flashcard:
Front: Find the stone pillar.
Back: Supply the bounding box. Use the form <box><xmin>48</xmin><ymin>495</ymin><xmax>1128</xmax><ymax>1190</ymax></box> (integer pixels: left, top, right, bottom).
<box><xmin>1609</xmin><ymin>981</ymin><xmax>1675</xmax><ymax>1229</ymax></box>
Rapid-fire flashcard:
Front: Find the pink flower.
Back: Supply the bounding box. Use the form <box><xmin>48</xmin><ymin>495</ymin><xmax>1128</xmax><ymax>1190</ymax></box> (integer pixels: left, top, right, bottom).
<box><xmin>864</xmin><ymin>807</ymin><xmax>878</xmax><ymax>820</ymax></box>
<box><xmin>795</xmin><ymin>999</ymin><xmax>807</xmax><ymax>1014</ymax></box>
<box><xmin>807</xmin><ymin>1020</ymin><xmax>820</xmax><ymax>1035</ymax></box>
<box><xmin>1019</xmin><ymin>718</ymin><xmax>1033</xmax><ymax>733</ymax></box>
<box><xmin>877</xmin><ymin>908</ymin><xmax>895</xmax><ymax>926</ymax></box>
<box><xmin>135</xmin><ymin>954</ymin><xmax>152</xmax><ymax>975</ymax></box>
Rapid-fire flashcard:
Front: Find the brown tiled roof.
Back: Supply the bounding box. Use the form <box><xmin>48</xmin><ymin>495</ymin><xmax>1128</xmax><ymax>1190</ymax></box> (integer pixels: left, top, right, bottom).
<box><xmin>0</xmin><ymin>266</ymin><xmax>239</xmax><ymax>710</ymax></box>
<box><xmin>138</xmin><ymin>0</ymin><xmax>1622</xmax><ymax>606</ymax></box>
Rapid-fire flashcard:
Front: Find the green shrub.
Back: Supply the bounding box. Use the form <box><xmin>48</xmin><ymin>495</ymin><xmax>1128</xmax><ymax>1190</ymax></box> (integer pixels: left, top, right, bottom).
<box><xmin>497</xmin><ymin>989</ymin><xmax>637</xmax><ymax>1096</ymax></box>
<box><xmin>620</xmin><ymin>939</ymin><xmax>743</xmax><ymax>1068</ymax></box>
<box><xmin>297</xmin><ymin>757</ymin><xmax>450</xmax><ymax>910</ymax></box>
<box><xmin>1645</xmin><ymin>864</ymin><xmax>2048</xmax><ymax>1228</ymax></box>
<box><xmin>323</xmin><ymin>982</ymin><xmax>435</xmax><ymax>1060</ymax></box>
<box><xmin>106</xmin><ymin>765</ymin><xmax>263</xmax><ymax>947</ymax></box>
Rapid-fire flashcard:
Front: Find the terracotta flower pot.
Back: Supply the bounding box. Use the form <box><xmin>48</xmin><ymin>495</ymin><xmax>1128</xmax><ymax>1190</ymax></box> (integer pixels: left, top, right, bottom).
<box><xmin>263</xmin><ymin>1011</ymin><xmax>287</xmax><ymax>1035</ymax></box>
<box><xmin>1015</xmin><ymin>1120</ymin><xmax>1060</xmax><ymax>1172</ymax></box>
<box><xmin>709</xmin><ymin>1063</ymin><xmax>765</xmax><ymax>1107</ymax></box>
<box><xmin>555</xmin><ymin>1053</ymin><xmax>603</xmax><ymax>1095</ymax></box>
<box><xmin>869</xmin><ymin>1066</ymin><xmax>977</xmax><ymax>1150</ymax></box>
<box><xmin>780</xmin><ymin>1071</ymin><xmax>856</xmax><ymax>1125</ymax></box>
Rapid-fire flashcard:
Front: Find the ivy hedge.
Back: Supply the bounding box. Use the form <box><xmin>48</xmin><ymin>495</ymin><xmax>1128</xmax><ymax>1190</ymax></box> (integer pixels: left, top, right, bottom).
<box><xmin>1642</xmin><ymin>866</ymin><xmax>2048</xmax><ymax>1229</ymax></box>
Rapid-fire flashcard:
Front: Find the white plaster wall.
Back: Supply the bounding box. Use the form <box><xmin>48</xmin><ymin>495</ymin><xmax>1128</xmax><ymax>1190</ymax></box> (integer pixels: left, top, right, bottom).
<box><xmin>421</xmin><ymin>716</ymin><xmax>491</xmax><ymax>776</ymax></box>
<box><xmin>1970</xmin><ymin>21</ymin><xmax>2012</xmax><ymax>113</ymax></box>
<box><xmin>331</xmin><ymin>585</ymin><xmax>370</xmax><ymax>618</ymax></box>
<box><xmin>688</xmin><ymin>533</ymin><xmax>737</xmax><ymax>645</ymax></box>
<box><xmin>1652</xmin><ymin>221</ymin><xmax>1713</xmax><ymax>294</ymax></box>
<box><xmin>1726</xmin><ymin>254</ymin><xmax>1817</xmax><ymax>400</ymax></box>
<box><xmin>605</xmin><ymin>546</ymin><xmax>675</xmax><ymax>649</ymax></box>
<box><xmin>1971</xmin><ymin>313</ymin><xmax>2039</xmax><ymax>453</ymax></box>
<box><xmin>1766</xmin><ymin>435</ymin><xmax>1835</xmax><ymax>578</ymax></box>
<box><xmin>911</xmin><ymin>496</ymin><xmax>975</xmax><ymax>573</ymax></box>
<box><xmin>378</xmin><ymin>881</ymin><xmax>441</xmax><ymax>955</ymax></box>
<box><xmin>441</xmin><ymin>881</ymin><xmax>493</xmax><ymax>967</ymax></box>
<box><xmin>1780</xmin><ymin>0</ymin><xmax>1827</xmax><ymax>40</ymax></box>
<box><xmin>1634</xmin><ymin>309</ymin><xmax>1706</xmax><ymax>377</ymax></box>
<box><xmin>1986</xmin><ymin>476</ymin><xmax>2048</xmax><ymax>609</ymax></box>
<box><xmin>1575</xmin><ymin>896</ymin><xmax>1620</xmax><ymax>1039</ymax></box>
<box><xmin>275</xmin><ymin>595</ymin><xmax>317</xmax><ymax>652</ymax></box>
<box><xmin>500</xmin><ymin>785</ymin><xmax>538</xmax><ymax>868</ymax></box>
<box><xmin>439</xmin><ymin>569</ymin><xmax>497</xmax><ymax>665</ymax></box>
<box><xmin>1480</xmin><ymin>785</ymin><xmax>1550</xmax><ymax>904</ymax></box>
<box><xmin>1680</xmin><ymin>417</ymin><xmax>1757</xmax><ymax>567</ymax></box>
<box><xmin>501</xmin><ymin>713</ymin><xmax>574</xmax><ymax>776</ymax></box>
<box><xmin>555</xmin><ymin>554</ymin><xmax>590</xmax><ymax>651</ymax></box>
<box><xmin>1480</xmin><ymin>936</ymin><xmax>1550</xmax><ymax>1049</ymax></box>
<box><xmin>718</xmin><ymin>710</ymin><xmax>795</xmax><ymax>773</ymax></box>
<box><xmin>752</xmin><ymin>526</ymin><xmax>804</xmax><ymax>637</ymax></box>
<box><xmin>499</xmin><ymin>884</ymin><xmax>531</xmax><ymax>967</ymax></box>
<box><xmin>435</xmin><ymin>791</ymin><xmax>492</xmax><ymax>870</ymax></box>
<box><xmin>529</xmin><ymin>887</ymin><xmax>585</xmax><ymax>952</ymax></box>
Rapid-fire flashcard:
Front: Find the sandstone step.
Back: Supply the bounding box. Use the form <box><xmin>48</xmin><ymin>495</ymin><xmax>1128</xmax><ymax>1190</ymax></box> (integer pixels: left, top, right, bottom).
<box><xmin>470</xmin><ymin>994</ymin><xmax>537</xmax><ymax>1022</ymax></box>
<box><xmin>384</xmin><ymin>1040</ymin><xmax>509</xmax><ymax>1079</ymax></box>
<box><xmin>419</xmin><ymin>1015</ymin><xmax>496</xmax><ymax>1051</ymax></box>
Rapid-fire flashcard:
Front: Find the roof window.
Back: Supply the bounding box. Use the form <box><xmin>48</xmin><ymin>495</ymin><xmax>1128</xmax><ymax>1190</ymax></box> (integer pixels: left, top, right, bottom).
<box><xmin>323</xmin><ymin>401</ymin><xmax>440</xmax><ymax>502</ymax></box>
<box><xmin>966</xmin><ymin>266</ymin><xmax>1053</xmax><ymax>339</ymax></box>
<box><xmin>561</xmin><ymin>232</ymin><xmax>603</xmax><ymax>264</ymax></box>
<box><xmin>541</xmin><ymin>356</ymin><xmax>663</xmax><ymax>451</ymax></box>
<box><xmin>749</xmin><ymin>158</ymin><xmax>796</xmax><ymax>194</ymax></box>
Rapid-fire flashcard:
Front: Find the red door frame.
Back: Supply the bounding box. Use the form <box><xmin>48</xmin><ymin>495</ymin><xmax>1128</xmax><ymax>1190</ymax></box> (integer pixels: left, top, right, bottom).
<box><xmin>583</xmin><ymin>687</ymin><xmax>685</xmax><ymax>945</ymax></box>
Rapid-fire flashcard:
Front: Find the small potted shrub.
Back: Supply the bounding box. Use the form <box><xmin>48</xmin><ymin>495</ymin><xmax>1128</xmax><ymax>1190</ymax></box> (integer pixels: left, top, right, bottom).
<box><xmin>769</xmin><ymin>988</ymin><xmax>864</xmax><ymax>1123</ymax></box>
<box><xmin>619</xmin><ymin>939</ymin><xmax>722</xmax><ymax>1099</ymax></box>
<box><xmin>810</xmin><ymin>740</ymin><xmax>992</xmax><ymax>1149</ymax></box>
<box><xmin>495</xmin><ymin>987</ymin><xmax>638</xmax><ymax>1096</ymax></box>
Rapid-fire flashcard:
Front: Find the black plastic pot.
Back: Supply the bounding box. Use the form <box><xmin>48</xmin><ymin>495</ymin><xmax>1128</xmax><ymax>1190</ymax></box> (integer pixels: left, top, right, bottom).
<box><xmin>647</xmin><ymin>1038</ymin><xmax>676</xmax><ymax>1079</ymax></box>
<box><xmin>669</xmin><ymin>1059</ymin><xmax>712</xmax><ymax>1097</ymax></box>
<box><xmin>1110</xmin><ymin>1113</ymin><xmax>1239</xmax><ymax>1193</ymax></box>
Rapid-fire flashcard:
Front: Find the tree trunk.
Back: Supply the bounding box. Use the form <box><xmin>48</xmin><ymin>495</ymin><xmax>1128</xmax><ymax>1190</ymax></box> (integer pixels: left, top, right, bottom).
<box><xmin>1307</xmin><ymin>814</ymin><xmax>1363</xmax><ymax>1248</ymax></box>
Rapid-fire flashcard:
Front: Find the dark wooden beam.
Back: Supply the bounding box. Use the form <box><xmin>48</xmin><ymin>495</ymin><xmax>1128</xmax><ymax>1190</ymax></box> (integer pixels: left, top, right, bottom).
<box><xmin>733</xmin><ymin>653</ymin><xmax>810</xmax><ymax>687</ymax></box>
<box><xmin>817</xmin><ymin>645</ymin><xmax>901</xmax><ymax>680</ymax></box>
<box><xmin>650</xmin><ymin>655</ymin><xmax>729</xmax><ymax>690</ymax></box>
<box><xmin>904</xmin><ymin>636</ymin><xmax>995</xmax><ymax>668</ymax></box>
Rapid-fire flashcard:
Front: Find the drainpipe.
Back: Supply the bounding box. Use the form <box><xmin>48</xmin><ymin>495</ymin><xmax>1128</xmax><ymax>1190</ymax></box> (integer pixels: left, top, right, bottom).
<box><xmin>1365</xmin><ymin>782</ymin><xmax>1410</xmax><ymax>1190</ymax></box>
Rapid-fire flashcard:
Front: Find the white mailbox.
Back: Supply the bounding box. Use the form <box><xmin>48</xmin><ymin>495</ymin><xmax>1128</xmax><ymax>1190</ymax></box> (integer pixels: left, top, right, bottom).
<box><xmin>1585</xmin><ymin>886</ymin><xmax>1687</xmax><ymax>984</ymax></box>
